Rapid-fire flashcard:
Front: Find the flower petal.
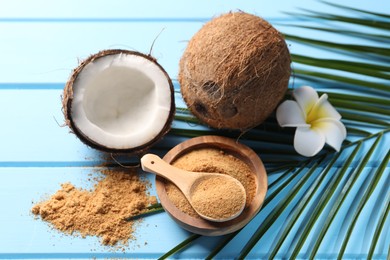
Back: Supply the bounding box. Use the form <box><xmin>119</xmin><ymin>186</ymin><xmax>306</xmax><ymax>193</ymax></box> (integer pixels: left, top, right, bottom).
<box><xmin>308</xmin><ymin>94</ymin><xmax>341</xmax><ymax>122</ymax></box>
<box><xmin>294</xmin><ymin>127</ymin><xmax>325</xmax><ymax>157</ymax></box>
<box><xmin>292</xmin><ymin>86</ymin><xmax>319</xmax><ymax>115</ymax></box>
<box><xmin>312</xmin><ymin>118</ymin><xmax>347</xmax><ymax>152</ymax></box>
<box><xmin>276</xmin><ymin>100</ymin><xmax>309</xmax><ymax>127</ymax></box>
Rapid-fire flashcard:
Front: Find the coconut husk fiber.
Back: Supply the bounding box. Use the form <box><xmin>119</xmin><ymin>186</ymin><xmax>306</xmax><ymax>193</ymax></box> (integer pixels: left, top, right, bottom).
<box><xmin>179</xmin><ymin>12</ymin><xmax>291</xmax><ymax>130</ymax></box>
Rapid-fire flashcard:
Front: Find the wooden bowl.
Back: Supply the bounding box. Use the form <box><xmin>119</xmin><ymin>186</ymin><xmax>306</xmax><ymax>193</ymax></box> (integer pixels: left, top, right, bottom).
<box><xmin>155</xmin><ymin>135</ymin><xmax>267</xmax><ymax>236</ymax></box>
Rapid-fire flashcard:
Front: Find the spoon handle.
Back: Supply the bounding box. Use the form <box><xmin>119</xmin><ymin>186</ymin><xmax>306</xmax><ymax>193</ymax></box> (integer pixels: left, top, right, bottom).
<box><xmin>141</xmin><ymin>154</ymin><xmax>193</xmax><ymax>193</ymax></box>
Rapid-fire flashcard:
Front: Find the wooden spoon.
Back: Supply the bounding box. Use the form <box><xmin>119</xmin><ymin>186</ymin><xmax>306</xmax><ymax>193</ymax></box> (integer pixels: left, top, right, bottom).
<box><xmin>141</xmin><ymin>153</ymin><xmax>247</xmax><ymax>222</ymax></box>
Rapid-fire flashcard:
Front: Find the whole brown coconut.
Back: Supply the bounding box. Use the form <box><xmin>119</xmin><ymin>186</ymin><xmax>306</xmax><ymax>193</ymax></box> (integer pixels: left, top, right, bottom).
<box><xmin>179</xmin><ymin>12</ymin><xmax>291</xmax><ymax>130</ymax></box>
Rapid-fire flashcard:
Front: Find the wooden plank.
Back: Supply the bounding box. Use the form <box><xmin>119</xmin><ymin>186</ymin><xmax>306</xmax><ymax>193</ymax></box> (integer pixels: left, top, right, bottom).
<box><xmin>0</xmin><ymin>0</ymin><xmax>389</xmax><ymax>258</ymax></box>
<box><xmin>0</xmin><ymin>88</ymin><xmax>388</xmax><ymax>166</ymax></box>
<box><xmin>0</xmin><ymin>166</ymin><xmax>388</xmax><ymax>258</ymax></box>
<box><xmin>0</xmin><ymin>167</ymin><xmax>194</xmax><ymax>257</ymax></box>
<box><xmin>0</xmin><ymin>22</ymin><xmax>204</xmax><ymax>83</ymax></box>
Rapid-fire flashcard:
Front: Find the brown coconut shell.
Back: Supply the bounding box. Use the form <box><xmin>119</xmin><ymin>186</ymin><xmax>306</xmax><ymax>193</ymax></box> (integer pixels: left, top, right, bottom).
<box><xmin>179</xmin><ymin>12</ymin><xmax>291</xmax><ymax>130</ymax></box>
<box><xmin>63</xmin><ymin>49</ymin><xmax>175</xmax><ymax>154</ymax></box>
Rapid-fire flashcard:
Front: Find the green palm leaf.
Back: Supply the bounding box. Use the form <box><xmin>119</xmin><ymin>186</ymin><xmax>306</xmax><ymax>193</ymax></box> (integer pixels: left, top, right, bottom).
<box><xmin>293</xmin><ymin>69</ymin><xmax>389</xmax><ymax>92</ymax></box>
<box><xmin>368</xmin><ymin>185</ymin><xmax>390</xmax><ymax>259</ymax></box>
<box><xmin>284</xmin><ymin>34</ymin><xmax>390</xmax><ymax>57</ymax></box>
<box><xmin>238</xmin><ymin>155</ymin><xmax>328</xmax><ymax>259</ymax></box>
<box><xmin>291</xmin><ymin>54</ymin><xmax>390</xmax><ymax>80</ymax></box>
<box><xmin>155</xmin><ymin>3</ymin><xmax>390</xmax><ymax>258</ymax></box>
<box><xmin>287</xmin><ymin>3</ymin><xmax>390</xmax><ymax>30</ymax></box>
<box><xmin>280</xmin><ymin>24</ymin><xmax>390</xmax><ymax>43</ymax></box>
<box><xmin>307</xmin><ymin>134</ymin><xmax>382</xmax><ymax>259</ymax></box>
<box><xmin>320</xmin><ymin>1</ymin><xmax>390</xmax><ymax>19</ymax></box>
<box><xmin>338</xmin><ymin>148</ymin><xmax>389</xmax><ymax>259</ymax></box>
<box><xmin>268</xmin><ymin>153</ymin><xmax>340</xmax><ymax>259</ymax></box>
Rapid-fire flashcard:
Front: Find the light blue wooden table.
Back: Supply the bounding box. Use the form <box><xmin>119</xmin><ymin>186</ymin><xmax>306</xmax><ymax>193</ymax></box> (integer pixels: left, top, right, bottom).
<box><xmin>0</xmin><ymin>0</ymin><xmax>389</xmax><ymax>259</ymax></box>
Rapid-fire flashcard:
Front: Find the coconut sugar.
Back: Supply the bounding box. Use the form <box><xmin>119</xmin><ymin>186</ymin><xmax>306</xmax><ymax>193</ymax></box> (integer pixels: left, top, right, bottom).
<box><xmin>191</xmin><ymin>175</ymin><xmax>245</xmax><ymax>220</ymax></box>
<box><xmin>31</xmin><ymin>168</ymin><xmax>156</xmax><ymax>246</ymax></box>
<box><xmin>166</xmin><ymin>148</ymin><xmax>256</xmax><ymax>218</ymax></box>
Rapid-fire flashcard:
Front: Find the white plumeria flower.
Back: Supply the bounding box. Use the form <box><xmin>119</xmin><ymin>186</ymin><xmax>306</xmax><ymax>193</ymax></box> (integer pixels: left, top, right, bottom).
<box><xmin>276</xmin><ymin>86</ymin><xmax>347</xmax><ymax>157</ymax></box>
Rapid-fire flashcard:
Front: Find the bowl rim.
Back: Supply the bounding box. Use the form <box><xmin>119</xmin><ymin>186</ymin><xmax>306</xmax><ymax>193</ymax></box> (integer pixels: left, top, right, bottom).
<box><xmin>155</xmin><ymin>135</ymin><xmax>268</xmax><ymax>236</ymax></box>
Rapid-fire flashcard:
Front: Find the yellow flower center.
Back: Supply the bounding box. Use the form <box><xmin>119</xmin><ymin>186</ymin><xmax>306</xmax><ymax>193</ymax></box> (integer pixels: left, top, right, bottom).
<box><xmin>306</xmin><ymin>109</ymin><xmax>318</xmax><ymax>125</ymax></box>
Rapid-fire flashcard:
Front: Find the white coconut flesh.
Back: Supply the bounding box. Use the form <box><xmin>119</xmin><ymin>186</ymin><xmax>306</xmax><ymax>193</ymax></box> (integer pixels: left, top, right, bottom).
<box><xmin>70</xmin><ymin>53</ymin><xmax>172</xmax><ymax>150</ymax></box>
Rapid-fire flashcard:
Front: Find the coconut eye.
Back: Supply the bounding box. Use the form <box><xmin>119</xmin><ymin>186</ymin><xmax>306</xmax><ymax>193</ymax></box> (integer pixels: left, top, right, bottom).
<box><xmin>193</xmin><ymin>101</ymin><xmax>209</xmax><ymax>117</ymax></box>
<box><xmin>218</xmin><ymin>104</ymin><xmax>238</xmax><ymax>118</ymax></box>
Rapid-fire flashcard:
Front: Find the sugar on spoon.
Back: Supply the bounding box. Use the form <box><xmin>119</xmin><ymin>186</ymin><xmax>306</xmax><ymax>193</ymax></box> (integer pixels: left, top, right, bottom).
<box><xmin>141</xmin><ymin>154</ymin><xmax>246</xmax><ymax>222</ymax></box>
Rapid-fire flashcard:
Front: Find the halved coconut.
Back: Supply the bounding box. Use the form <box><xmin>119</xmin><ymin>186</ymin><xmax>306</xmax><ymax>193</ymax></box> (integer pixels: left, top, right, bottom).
<box><xmin>63</xmin><ymin>49</ymin><xmax>175</xmax><ymax>153</ymax></box>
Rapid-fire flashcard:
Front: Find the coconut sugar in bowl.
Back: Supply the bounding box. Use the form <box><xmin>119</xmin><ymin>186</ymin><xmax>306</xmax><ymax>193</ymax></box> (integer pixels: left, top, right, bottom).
<box><xmin>155</xmin><ymin>135</ymin><xmax>267</xmax><ymax>236</ymax></box>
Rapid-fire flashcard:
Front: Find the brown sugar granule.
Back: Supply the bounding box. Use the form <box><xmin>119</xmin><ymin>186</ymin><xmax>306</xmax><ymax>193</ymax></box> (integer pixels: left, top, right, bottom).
<box><xmin>32</xmin><ymin>168</ymin><xmax>157</xmax><ymax>246</ymax></box>
<box><xmin>191</xmin><ymin>176</ymin><xmax>245</xmax><ymax>220</ymax></box>
<box><xmin>166</xmin><ymin>148</ymin><xmax>256</xmax><ymax>218</ymax></box>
